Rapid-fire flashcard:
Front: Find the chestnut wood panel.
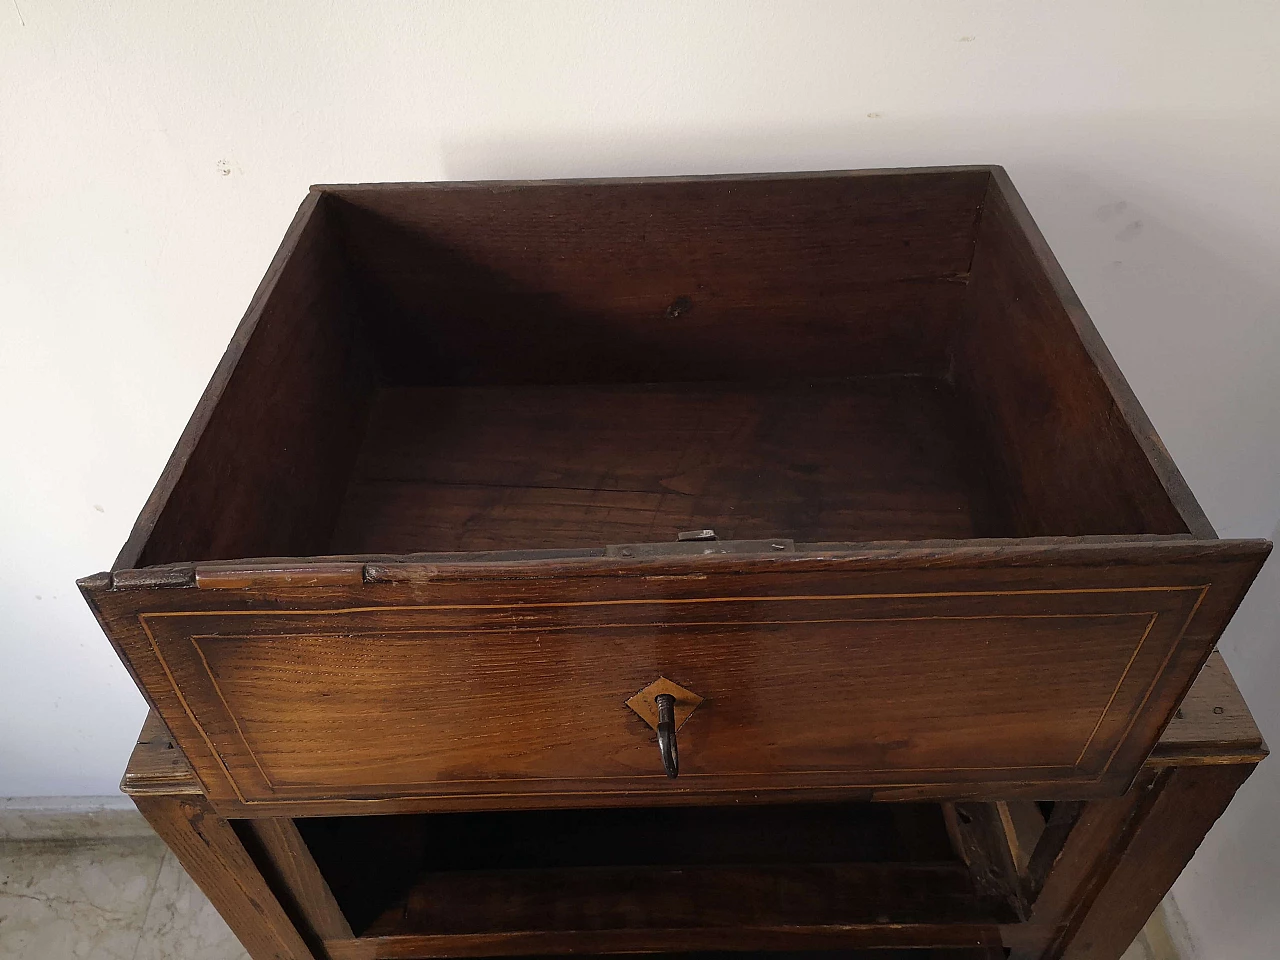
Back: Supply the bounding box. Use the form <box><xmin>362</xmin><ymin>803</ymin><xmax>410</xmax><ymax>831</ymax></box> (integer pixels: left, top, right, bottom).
<box><xmin>325</xmin><ymin>169</ymin><xmax>990</xmax><ymax>386</ymax></box>
<box><xmin>953</xmin><ymin>169</ymin><xmax>1203</xmax><ymax>539</ymax></box>
<box><xmin>114</xmin><ymin>648</ymin><xmax>1263</xmax><ymax>822</ymax></box>
<box><xmin>329</xmin><ymin>378</ymin><xmax>1008</xmax><ymax>553</ymax></box>
<box><xmin>85</xmin><ymin>537</ymin><xmax>1267</xmax><ymax>811</ymax></box>
<box><xmin>145</xmin><ymin>593</ymin><xmax>1194</xmax><ymax>802</ymax></box>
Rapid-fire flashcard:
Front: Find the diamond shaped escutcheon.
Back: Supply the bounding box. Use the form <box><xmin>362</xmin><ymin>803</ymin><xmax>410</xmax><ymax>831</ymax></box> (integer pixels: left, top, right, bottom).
<box><xmin>625</xmin><ymin>676</ymin><xmax>704</xmax><ymax>732</ymax></box>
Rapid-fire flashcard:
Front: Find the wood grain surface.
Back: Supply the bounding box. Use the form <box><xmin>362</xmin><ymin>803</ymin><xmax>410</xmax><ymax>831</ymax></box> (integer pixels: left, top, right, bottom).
<box><xmin>142</xmin><ymin>589</ymin><xmax>1197</xmax><ymax>801</ymax></box>
<box><xmin>326</xmin><ymin>170</ymin><xmax>989</xmax><ymax>386</ymax></box>
<box><xmin>117</xmin><ymin>648</ymin><xmax>1268</xmax><ymax>803</ymax></box>
<box><xmin>953</xmin><ymin>172</ymin><xmax>1201</xmax><ymax>539</ymax></box>
<box><xmin>328</xmin><ymin>378</ymin><xmax>1007</xmax><ymax>553</ymax></box>
<box><xmin>88</xmin><ymin>536</ymin><xmax>1267</xmax><ymax>811</ymax></box>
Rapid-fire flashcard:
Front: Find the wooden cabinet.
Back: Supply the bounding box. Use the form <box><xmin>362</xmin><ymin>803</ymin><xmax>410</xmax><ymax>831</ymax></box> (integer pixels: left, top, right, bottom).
<box><xmin>87</xmin><ymin>168</ymin><xmax>1269</xmax><ymax>959</ymax></box>
<box><xmin>123</xmin><ymin>652</ymin><xmax>1266</xmax><ymax>960</ymax></box>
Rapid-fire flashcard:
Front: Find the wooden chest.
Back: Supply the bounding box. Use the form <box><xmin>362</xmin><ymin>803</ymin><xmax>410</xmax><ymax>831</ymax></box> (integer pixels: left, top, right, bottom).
<box><xmin>82</xmin><ymin>166</ymin><xmax>1267</xmax><ymax>814</ymax></box>
<box><xmin>84</xmin><ymin>167</ymin><xmax>1271</xmax><ymax>960</ymax></box>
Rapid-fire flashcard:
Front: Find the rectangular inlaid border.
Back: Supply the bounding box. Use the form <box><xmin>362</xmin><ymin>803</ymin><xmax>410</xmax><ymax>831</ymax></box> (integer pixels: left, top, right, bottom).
<box><xmin>139</xmin><ymin>585</ymin><xmax>1208</xmax><ymax>805</ymax></box>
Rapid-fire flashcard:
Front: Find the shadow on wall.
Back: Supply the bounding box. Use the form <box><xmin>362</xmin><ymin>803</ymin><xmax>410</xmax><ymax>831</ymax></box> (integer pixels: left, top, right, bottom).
<box><xmin>440</xmin><ymin>116</ymin><xmax>1280</xmax><ymax>541</ymax></box>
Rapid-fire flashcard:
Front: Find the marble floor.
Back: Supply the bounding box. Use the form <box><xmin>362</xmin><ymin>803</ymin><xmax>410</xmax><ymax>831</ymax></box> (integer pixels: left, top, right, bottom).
<box><xmin>0</xmin><ymin>833</ymin><xmax>247</xmax><ymax>960</ymax></box>
<box><xmin>0</xmin><ymin>825</ymin><xmax>1164</xmax><ymax>960</ymax></box>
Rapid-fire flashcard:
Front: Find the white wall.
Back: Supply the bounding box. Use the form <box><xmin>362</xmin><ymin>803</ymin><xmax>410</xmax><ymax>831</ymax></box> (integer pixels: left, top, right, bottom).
<box><xmin>2</xmin><ymin>1</ymin><xmax>1277</xmax><ymax>953</ymax></box>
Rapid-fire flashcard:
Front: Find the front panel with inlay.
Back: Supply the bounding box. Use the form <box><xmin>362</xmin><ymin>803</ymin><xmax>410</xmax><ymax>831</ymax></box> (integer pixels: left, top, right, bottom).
<box><xmin>138</xmin><ymin>581</ymin><xmax>1205</xmax><ymax>806</ymax></box>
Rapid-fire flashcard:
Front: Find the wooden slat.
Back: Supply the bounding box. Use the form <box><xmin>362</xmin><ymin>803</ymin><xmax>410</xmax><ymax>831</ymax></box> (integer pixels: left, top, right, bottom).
<box><xmin>987</xmin><ymin>167</ymin><xmax>1216</xmax><ymax>539</ymax></box>
<box><xmin>195</xmin><ymin>563</ymin><xmax>365</xmax><ymax>590</ymax></box>
<box><xmin>246</xmin><ymin>819</ymin><xmax>354</xmax><ymax>942</ymax></box>
<box><xmin>998</xmin><ymin>801</ymin><xmax>1047</xmax><ymax>875</ymax></box>
<box><xmin>944</xmin><ymin>803</ymin><xmax>1027</xmax><ymax>920</ymax></box>
<box><xmin>1022</xmin><ymin>801</ymin><xmax>1086</xmax><ymax>906</ymax></box>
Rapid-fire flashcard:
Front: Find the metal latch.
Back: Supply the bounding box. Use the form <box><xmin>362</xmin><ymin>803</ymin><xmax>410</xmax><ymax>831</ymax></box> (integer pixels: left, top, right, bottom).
<box><xmin>676</xmin><ymin>529</ymin><xmax>719</xmax><ymax>543</ymax></box>
<box><xmin>606</xmin><ymin>530</ymin><xmax>795</xmax><ymax>559</ymax></box>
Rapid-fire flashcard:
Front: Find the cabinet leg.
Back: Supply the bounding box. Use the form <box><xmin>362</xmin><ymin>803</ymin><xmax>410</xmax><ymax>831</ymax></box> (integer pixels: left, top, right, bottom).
<box><xmin>1057</xmin><ymin>763</ymin><xmax>1254</xmax><ymax>960</ymax></box>
<box><xmin>132</xmin><ymin>795</ymin><xmax>316</xmax><ymax>960</ymax></box>
<box><xmin>1006</xmin><ymin>763</ymin><xmax>1255</xmax><ymax>960</ymax></box>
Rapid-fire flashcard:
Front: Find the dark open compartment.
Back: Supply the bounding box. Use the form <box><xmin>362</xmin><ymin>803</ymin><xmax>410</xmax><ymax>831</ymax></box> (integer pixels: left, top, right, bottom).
<box><xmin>291</xmin><ymin>801</ymin><xmax>1016</xmax><ymax>953</ymax></box>
<box><xmin>120</xmin><ymin>167</ymin><xmax>1204</xmax><ymax>570</ymax></box>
